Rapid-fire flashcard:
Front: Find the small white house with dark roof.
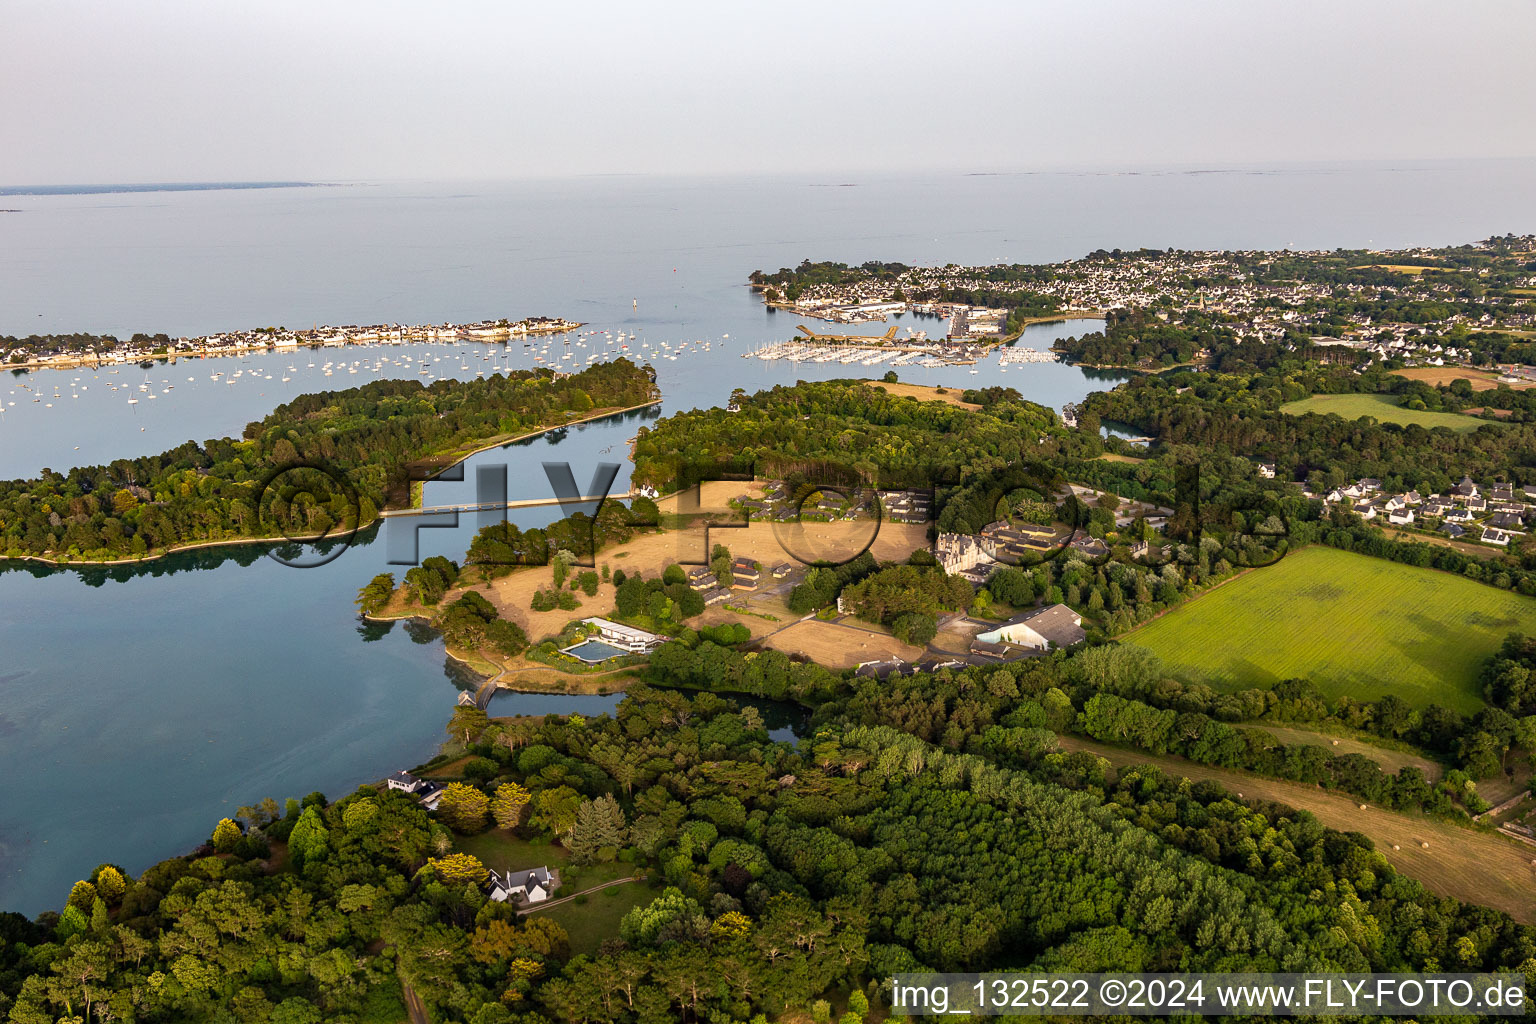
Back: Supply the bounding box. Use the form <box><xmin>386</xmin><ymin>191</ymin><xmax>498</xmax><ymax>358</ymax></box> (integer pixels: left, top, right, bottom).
<box><xmin>387</xmin><ymin>770</ymin><xmax>430</xmax><ymax>794</ymax></box>
<box><xmin>386</xmin><ymin>770</ymin><xmax>444</xmax><ymax>808</ymax></box>
<box><xmin>488</xmin><ymin>866</ymin><xmax>556</xmax><ymax>905</ymax></box>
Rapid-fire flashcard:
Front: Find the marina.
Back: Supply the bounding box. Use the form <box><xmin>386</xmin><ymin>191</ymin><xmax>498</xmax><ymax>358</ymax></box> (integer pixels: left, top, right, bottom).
<box><xmin>0</xmin><ymin>318</ymin><xmax>1104</xmax><ymax>482</ymax></box>
<box><xmin>2</xmin><ymin>315</ymin><xmax>586</xmax><ymax>370</ymax></box>
<box><xmin>744</xmin><ymin>338</ymin><xmax>1063</xmax><ymax>369</ymax></box>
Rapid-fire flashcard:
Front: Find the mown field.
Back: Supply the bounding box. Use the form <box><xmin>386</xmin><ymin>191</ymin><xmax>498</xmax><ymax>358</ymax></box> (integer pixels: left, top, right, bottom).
<box><xmin>1057</xmin><ymin>735</ymin><xmax>1536</xmax><ymax>923</ymax></box>
<box><xmin>1123</xmin><ymin>546</ymin><xmax>1536</xmax><ymax>712</ymax></box>
<box><xmin>1280</xmin><ymin>392</ymin><xmax>1489</xmax><ymax>433</ymax></box>
<box><xmin>1392</xmin><ymin>365</ymin><xmax>1536</xmax><ymax>391</ymax></box>
<box><xmin>532</xmin><ymin>881</ymin><xmax>654</xmax><ymax>955</ymax></box>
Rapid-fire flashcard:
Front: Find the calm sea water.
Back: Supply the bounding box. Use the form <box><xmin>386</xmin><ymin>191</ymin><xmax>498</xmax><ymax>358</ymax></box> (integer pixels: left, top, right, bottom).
<box><xmin>1</xmin><ymin>162</ymin><xmax>1533</xmax><ymax>916</ymax></box>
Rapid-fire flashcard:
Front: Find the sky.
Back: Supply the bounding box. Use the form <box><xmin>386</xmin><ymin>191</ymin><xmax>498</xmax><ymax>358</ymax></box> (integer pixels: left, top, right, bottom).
<box><xmin>4</xmin><ymin>0</ymin><xmax>1535</xmax><ymax>184</ymax></box>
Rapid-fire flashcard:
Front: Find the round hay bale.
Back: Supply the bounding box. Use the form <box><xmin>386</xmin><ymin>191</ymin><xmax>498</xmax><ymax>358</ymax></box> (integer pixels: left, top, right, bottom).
<box><xmin>1420</xmin><ymin>841</ymin><xmax>1430</xmax><ymax>849</ymax></box>
<box><xmin>1359</xmin><ymin>804</ymin><xmax>1368</xmax><ymax>810</ymax></box>
<box><xmin>1392</xmin><ymin>844</ymin><xmax>1400</xmax><ymax>851</ymax></box>
<box><xmin>1331</xmin><ymin>739</ymin><xmax>1339</xmax><ymax>746</ymax></box>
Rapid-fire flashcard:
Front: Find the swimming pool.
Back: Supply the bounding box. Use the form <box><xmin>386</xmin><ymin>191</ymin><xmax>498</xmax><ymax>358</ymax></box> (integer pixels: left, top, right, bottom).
<box><xmin>560</xmin><ymin>639</ymin><xmax>630</xmax><ymax>663</ymax></box>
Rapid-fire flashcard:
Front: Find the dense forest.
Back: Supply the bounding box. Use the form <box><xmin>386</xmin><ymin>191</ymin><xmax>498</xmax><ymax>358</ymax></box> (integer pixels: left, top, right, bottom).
<box><xmin>4</xmin><ymin>677</ymin><xmax>1534</xmax><ymax>1024</ymax></box>
<box><xmin>1053</xmin><ymin>309</ymin><xmax>1252</xmax><ymax>369</ymax></box>
<box><xmin>0</xmin><ymin>360</ymin><xmax>655</xmax><ymax>562</ymax></box>
<box><xmin>629</xmin><ymin>380</ymin><xmax>1063</xmax><ymax>494</ymax></box>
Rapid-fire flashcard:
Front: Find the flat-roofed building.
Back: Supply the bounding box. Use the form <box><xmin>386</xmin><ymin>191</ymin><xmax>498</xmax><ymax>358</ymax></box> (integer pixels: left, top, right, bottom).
<box><xmin>580</xmin><ymin>617</ymin><xmax>667</xmax><ymax>653</ymax></box>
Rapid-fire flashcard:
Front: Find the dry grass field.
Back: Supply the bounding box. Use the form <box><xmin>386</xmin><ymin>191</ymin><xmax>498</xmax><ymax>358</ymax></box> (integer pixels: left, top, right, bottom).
<box><xmin>1242</xmin><ymin>724</ymin><xmax>1442</xmax><ymax>780</ymax></box>
<box><xmin>1350</xmin><ymin>263</ymin><xmax>1442</xmax><ymax>275</ymax></box>
<box><xmin>478</xmin><ymin>508</ymin><xmax>930</xmax><ymax>644</ymax></box>
<box><xmin>1392</xmin><ymin>365</ymin><xmax>1536</xmax><ymax>391</ymax></box>
<box><xmin>861</xmin><ymin>380</ymin><xmax>981</xmax><ymax>409</ymax></box>
<box><xmin>759</xmin><ymin>618</ymin><xmax>925</xmax><ymax>669</ymax></box>
<box><xmin>1058</xmin><ymin>736</ymin><xmax>1536</xmax><ymax>923</ymax></box>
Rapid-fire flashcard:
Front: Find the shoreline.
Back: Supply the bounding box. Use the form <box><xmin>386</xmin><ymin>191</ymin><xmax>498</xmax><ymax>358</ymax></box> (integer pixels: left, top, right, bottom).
<box><xmin>4</xmin><ymin>323</ymin><xmax>587</xmax><ymax>373</ymax></box>
<box><xmin>0</xmin><ymin>397</ymin><xmax>661</xmax><ymax>569</ymax></box>
<box><xmin>401</xmin><ymin>397</ymin><xmax>662</xmax><ymax>498</ymax></box>
<box><xmin>761</xmin><ymin>308</ymin><xmax>1102</xmax><ymax>348</ymax></box>
<box><xmin>361</xmin><ymin>606</ymin><xmax>637</xmax><ymax>697</ymax></box>
<box><xmin>0</xmin><ymin>525</ymin><xmax>366</xmax><ymax>569</ymax></box>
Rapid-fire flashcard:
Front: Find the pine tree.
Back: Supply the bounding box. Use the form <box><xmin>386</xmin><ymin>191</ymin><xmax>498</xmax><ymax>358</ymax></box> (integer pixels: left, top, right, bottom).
<box><xmin>66</xmin><ymin>880</ymin><xmax>97</xmax><ymax>912</ymax></box>
<box><xmin>427</xmin><ymin>852</ymin><xmax>488</xmax><ymax>886</ymax></box>
<box><xmin>211</xmin><ymin>817</ymin><xmax>242</xmax><ymax>852</ymax></box>
<box><xmin>568</xmin><ymin>794</ymin><xmax>628</xmax><ymax>864</ymax></box>
<box><xmin>490</xmin><ymin>782</ymin><xmax>531</xmax><ymax>829</ymax></box>
<box><xmin>92</xmin><ymin>865</ymin><xmax>127</xmax><ymax>905</ymax></box>
<box><xmin>436</xmin><ymin>782</ymin><xmax>490</xmax><ymax>833</ymax></box>
<box><xmin>89</xmin><ymin>897</ymin><xmax>109</xmax><ymax>934</ymax></box>
<box><xmin>287</xmin><ymin>806</ymin><xmax>329</xmax><ymax>866</ymax></box>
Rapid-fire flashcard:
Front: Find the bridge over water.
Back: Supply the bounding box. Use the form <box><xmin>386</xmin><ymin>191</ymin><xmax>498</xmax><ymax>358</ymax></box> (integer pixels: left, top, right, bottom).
<box><xmin>380</xmin><ymin>491</ymin><xmax>636</xmax><ymax>518</ymax></box>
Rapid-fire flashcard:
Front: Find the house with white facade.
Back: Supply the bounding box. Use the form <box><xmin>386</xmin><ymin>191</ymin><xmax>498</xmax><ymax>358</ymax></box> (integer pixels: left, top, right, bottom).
<box><xmin>488</xmin><ymin>866</ymin><xmax>557</xmax><ymax>905</ymax></box>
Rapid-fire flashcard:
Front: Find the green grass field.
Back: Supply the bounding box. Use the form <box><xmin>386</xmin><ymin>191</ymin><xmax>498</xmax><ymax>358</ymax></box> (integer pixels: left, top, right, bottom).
<box><xmin>454</xmin><ymin>830</ymin><xmax>569</xmax><ymax>872</ymax></box>
<box><xmin>533</xmin><ymin>882</ymin><xmax>655</xmax><ymax>954</ymax></box>
<box><xmin>454</xmin><ymin>829</ymin><xmax>637</xmax><ymax>892</ymax></box>
<box><xmin>1123</xmin><ymin>546</ymin><xmax>1536</xmax><ymax>712</ymax></box>
<box><xmin>1280</xmin><ymin>392</ymin><xmax>1488</xmax><ymax>433</ymax></box>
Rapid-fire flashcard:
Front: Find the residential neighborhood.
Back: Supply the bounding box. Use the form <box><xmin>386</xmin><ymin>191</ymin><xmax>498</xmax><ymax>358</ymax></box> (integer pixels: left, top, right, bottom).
<box><xmin>750</xmin><ymin>241</ymin><xmax>1536</xmax><ymax>373</ymax></box>
<box><xmin>2</xmin><ymin>316</ymin><xmax>584</xmax><ymax>368</ymax></box>
<box><xmin>1314</xmin><ymin>474</ymin><xmax>1535</xmax><ymax>550</ymax></box>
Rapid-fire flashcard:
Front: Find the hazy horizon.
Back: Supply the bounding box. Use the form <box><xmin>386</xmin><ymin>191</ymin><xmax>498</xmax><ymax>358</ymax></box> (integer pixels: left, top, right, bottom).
<box><xmin>5</xmin><ymin>0</ymin><xmax>1535</xmax><ymax>184</ymax></box>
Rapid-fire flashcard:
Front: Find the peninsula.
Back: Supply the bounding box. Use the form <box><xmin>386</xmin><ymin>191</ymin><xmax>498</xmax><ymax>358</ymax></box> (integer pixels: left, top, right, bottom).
<box><xmin>0</xmin><ymin>359</ymin><xmax>657</xmax><ymax>564</ymax></box>
<box><xmin>3</xmin><ymin>315</ymin><xmax>584</xmax><ymax>370</ymax></box>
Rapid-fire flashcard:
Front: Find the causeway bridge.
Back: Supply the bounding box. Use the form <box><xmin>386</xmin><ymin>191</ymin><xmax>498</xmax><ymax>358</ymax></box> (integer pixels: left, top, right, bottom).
<box><xmin>380</xmin><ymin>491</ymin><xmax>636</xmax><ymax>519</ymax></box>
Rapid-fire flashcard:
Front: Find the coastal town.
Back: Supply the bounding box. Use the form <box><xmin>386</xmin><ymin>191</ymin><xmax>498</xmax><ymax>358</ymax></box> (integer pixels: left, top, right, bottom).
<box><xmin>750</xmin><ymin>236</ymin><xmax>1536</xmax><ymax>372</ymax></box>
<box><xmin>2</xmin><ymin>315</ymin><xmax>583</xmax><ymax>369</ymax></box>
